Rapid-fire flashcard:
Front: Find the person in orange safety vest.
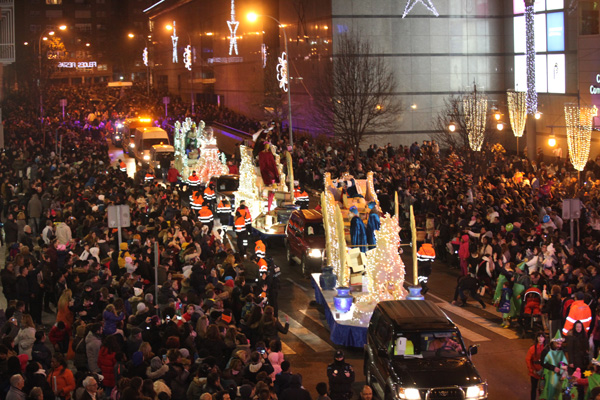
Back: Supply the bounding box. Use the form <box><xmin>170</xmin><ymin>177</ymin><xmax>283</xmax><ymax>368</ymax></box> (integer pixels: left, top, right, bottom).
<box><xmin>562</xmin><ymin>291</ymin><xmax>592</xmax><ymax>335</ymax></box>
<box><xmin>118</xmin><ymin>159</ymin><xmax>127</xmax><ymax>173</ymax></box>
<box><xmin>190</xmin><ymin>191</ymin><xmax>204</xmax><ymax>211</ymax></box>
<box><xmin>216</xmin><ymin>199</ymin><xmax>231</xmax><ymax>227</ymax></box>
<box><xmin>198</xmin><ymin>205</ymin><xmax>214</xmax><ymax>230</ymax></box>
<box><xmin>255</xmin><ymin>240</ymin><xmax>266</xmax><ymax>259</ymax></box>
<box><xmin>234</xmin><ymin>211</ymin><xmax>248</xmax><ymax>255</ymax></box>
<box><xmin>417</xmin><ymin>242</ymin><xmax>436</xmax><ymax>295</ymax></box>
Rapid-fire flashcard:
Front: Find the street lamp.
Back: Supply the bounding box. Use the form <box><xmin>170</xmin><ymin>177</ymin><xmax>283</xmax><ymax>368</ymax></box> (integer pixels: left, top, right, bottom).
<box><xmin>165</xmin><ymin>24</ymin><xmax>194</xmax><ymax>111</ymax></box>
<box><xmin>247</xmin><ymin>12</ymin><xmax>294</xmax><ymax>147</ymax></box>
<box><xmin>127</xmin><ymin>32</ymin><xmax>151</xmax><ymax>96</ymax></box>
<box><xmin>38</xmin><ymin>25</ymin><xmax>67</xmax><ymax>140</ymax></box>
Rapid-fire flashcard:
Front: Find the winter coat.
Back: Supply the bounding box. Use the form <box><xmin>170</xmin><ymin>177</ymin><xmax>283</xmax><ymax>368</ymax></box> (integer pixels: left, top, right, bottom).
<box><xmin>55</xmin><ymin>223</ymin><xmax>72</xmax><ymax>246</ymax></box>
<box><xmin>163</xmin><ymin>363</ymin><xmax>190</xmax><ymax>400</ymax></box>
<box><xmin>259</xmin><ymin>319</ymin><xmax>289</xmax><ymax>343</ymax></box>
<box><xmin>32</xmin><ymin>341</ymin><xmax>53</xmax><ymax>370</ymax></box>
<box><xmin>47</xmin><ymin>365</ymin><xmax>76</xmax><ymax>400</ymax></box>
<box><xmin>72</xmin><ymin>335</ymin><xmax>88</xmax><ymax>371</ymax></box>
<box><xmin>98</xmin><ymin>346</ymin><xmax>117</xmax><ymax>388</ymax></box>
<box><xmin>27</xmin><ymin>194</ymin><xmax>42</xmax><ymax>219</ymax></box>
<box><xmin>102</xmin><ymin>311</ymin><xmax>125</xmax><ymax>336</ymax></box>
<box><xmin>15</xmin><ymin>326</ymin><xmax>36</xmax><ymax>357</ymax></box>
<box><xmin>85</xmin><ymin>331</ymin><xmax>102</xmax><ymax>373</ymax></box>
<box><xmin>458</xmin><ymin>235</ymin><xmax>470</xmax><ymax>260</ymax></box>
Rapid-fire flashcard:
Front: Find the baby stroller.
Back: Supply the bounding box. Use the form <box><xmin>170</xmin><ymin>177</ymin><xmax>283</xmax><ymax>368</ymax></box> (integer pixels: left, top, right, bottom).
<box><xmin>518</xmin><ymin>287</ymin><xmax>544</xmax><ymax>339</ymax></box>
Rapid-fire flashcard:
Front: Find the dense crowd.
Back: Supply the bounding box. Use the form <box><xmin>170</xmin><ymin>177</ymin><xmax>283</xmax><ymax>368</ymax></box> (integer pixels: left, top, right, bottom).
<box><xmin>2</xmin><ymin>81</ymin><xmax>600</xmax><ymax>400</ymax></box>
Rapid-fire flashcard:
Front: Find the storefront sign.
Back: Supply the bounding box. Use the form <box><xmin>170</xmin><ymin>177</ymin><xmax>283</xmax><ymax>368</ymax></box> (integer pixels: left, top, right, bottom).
<box><xmin>58</xmin><ymin>61</ymin><xmax>97</xmax><ymax>68</ymax></box>
<box><xmin>590</xmin><ymin>74</ymin><xmax>600</xmax><ymax>94</ymax></box>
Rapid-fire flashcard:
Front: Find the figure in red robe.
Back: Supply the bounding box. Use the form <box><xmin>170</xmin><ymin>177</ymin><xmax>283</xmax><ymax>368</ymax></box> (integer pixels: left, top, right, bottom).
<box><xmin>258</xmin><ymin>144</ymin><xmax>280</xmax><ymax>186</ymax></box>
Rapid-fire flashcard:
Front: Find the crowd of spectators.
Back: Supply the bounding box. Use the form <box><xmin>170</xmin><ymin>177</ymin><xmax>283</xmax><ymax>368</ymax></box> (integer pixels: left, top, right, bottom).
<box><xmin>2</xmin><ymin>80</ymin><xmax>600</xmax><ymax>399</ymax></box>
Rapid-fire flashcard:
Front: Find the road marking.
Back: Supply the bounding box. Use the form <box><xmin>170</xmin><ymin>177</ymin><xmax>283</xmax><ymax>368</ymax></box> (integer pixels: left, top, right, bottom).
<box><xmin>281</xmin><ymin>341</ymin><xmax>297</xmax><ymax>355</ymax></box>
<box><xmin>299</xmin><ymin>308</ymin><xmax>325</xmax><ymax>326</ymax></box>
<box><xmin>437</xmin><ymin>302</ymin><xmax>520</xmax><ymax>340</ymax></box>
<box><xmin>453</xmin><ymin>323</ymin><xmax>490</xmax><ymax>342</ymax></box>
<box><xmin>280</xmin><ymin>311</ymin><xmax>334</xmax><ymax>353</ymax></box>
<box><xmin>286</xmin><ymin>278</ymin><xmax>309</xmax><ymax>292</ymax></box>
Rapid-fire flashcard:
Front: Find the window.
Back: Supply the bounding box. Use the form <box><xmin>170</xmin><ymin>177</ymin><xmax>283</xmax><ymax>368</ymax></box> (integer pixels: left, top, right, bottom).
<box><xmin>30</xmin><ymin>25</ymin><xmax>41</xmax><ymax>33</ymax></box>
<box><xmin>75</xmin><ymin>10</ymin><xmax>92</xmax><ymax>19</ymax></box>
<box><xmin>29</xmin><ymin>10</ymin><xmax>41</xmax><ymax>17</ymax></box>
<box><xmin>580</xmin><ymin>1</ymin><xmax>600</xmax><ymax>35</ymax></box>
<box><xmin>96</xmin><ymin>11</ymin><xmax>106</xmax><ymax>18</ymax></box>
<box><xmin>46</xmin><ymin>0</ymin><xmax>62</xmax><ymax>4</ymax></box>
<box><xmin>74</xmin><ymin>23</ymin><xmax>92</xmax><ymax>32</ymax></box>
<box><xmin>513</xmin><ymin>0</ymin><xmax>566</xmax><ymax>94</ymax></box>
<box><xmin>45</xmin><ymin>10</ymin><xmax>63</xmax><ymax>19</ymax></box>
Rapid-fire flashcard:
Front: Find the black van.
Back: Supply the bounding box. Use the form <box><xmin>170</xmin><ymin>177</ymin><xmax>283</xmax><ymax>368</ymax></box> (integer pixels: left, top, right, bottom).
<box><xmin>364</xmin><ymin>300</ymin><xmax>487</xmax><ymax>400</ymax></box>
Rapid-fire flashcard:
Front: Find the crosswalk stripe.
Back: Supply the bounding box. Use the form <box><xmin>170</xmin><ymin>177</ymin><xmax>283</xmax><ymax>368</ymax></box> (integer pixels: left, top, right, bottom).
<box><xmin>299</xmin><ymin>308</ymin><xmax>325</xmax><ymax>326</ymax></box>
<box><xmin>279</xmin><ymin>311</ymin><xmax>335</xmax><ymax>353</ymax></box>
<box><xmin>453</xmin><ymin>323</ymin><xmax>490</xmax><ymax>342</ymax></box>
<box><xmin>281</xmin><ymin>341</ymin><xmax>297</xmax><ymax>355</ymax></box>
<box><xmin>437</xmin><ymin>302</ymin><xmax>519</xmax><ymax>340</ymax></box>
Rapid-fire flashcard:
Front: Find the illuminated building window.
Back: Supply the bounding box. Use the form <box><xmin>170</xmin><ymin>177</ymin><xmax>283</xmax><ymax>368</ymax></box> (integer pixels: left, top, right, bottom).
<box><xmin>46</xmin><ymin>0</ymin><xmax>62</xmax><ymax>4</ymax></box>
<box><xmin>580</xmin><ymin>1</ymin><xmax>599</xmax><ymax>35</ymax></box>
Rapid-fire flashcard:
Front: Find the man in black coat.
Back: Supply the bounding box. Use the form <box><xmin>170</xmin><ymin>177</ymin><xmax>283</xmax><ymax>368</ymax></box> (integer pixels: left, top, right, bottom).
<box><xmin>4</xmin><ymin>213</ymin><xmax>18</xmax><ymax>246</ymax></box>
<box><xmin>452</xmin><ymin>274</ymin><xmax>486</xmax><ymax>308</ymax></box>
<box><xmin>280</xmin><ymin>374</ymin><xmax>312</xmax><ymax>400</ymax></box>
<box><xmin>327</xmin><ymin>351</ymin><xmax>355</xmax><ymax>400</ymax></box>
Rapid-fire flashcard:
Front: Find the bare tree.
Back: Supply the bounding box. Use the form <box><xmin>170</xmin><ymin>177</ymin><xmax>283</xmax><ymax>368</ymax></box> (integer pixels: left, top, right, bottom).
<box><xmin>315</xmin><ymin>32</ymin><xmax>402</xmax><ymax>161</ymax></box>
<box><xmin>432</xmin><ymin>91</ymin><xmax>499</xmax><ymax>151</ymax></box>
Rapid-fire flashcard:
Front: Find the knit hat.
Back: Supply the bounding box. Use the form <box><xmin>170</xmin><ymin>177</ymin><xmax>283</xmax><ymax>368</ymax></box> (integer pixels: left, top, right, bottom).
<box><xmin>150</xmin><ymin>356</ymin><xmax>163</xmax><ymax>371</ymax></box>
<box><xmin>132</xmin><ymin>351</ymin><xmax>144</xmax><ymax>367</ymax></box>
<box><xmin>179</xmin><ymin>348</ymin><xmax>190</xmax><ymax>359</ymax></box>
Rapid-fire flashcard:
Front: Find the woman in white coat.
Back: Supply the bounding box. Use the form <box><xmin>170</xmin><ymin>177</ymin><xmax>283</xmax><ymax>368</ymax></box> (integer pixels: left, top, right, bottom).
<box><xmin>14</xmin><ymin>314</ymin><xmax>36</xmax><ymax>358</ymax></box>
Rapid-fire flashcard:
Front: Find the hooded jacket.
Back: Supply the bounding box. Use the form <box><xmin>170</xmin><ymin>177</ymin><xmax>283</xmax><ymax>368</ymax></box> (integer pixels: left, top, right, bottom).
<box><xmin>85</xmin><ymin>331</ymin><xmax>102</xmax><ymax>373</ymax></box>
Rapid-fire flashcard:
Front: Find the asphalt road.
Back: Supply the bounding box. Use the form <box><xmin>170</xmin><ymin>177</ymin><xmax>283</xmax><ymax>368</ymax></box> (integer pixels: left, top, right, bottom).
<box><xmin>108</xmin><ymin>141</ymin><xmax>531</xmax><ymax>399</ymax></box>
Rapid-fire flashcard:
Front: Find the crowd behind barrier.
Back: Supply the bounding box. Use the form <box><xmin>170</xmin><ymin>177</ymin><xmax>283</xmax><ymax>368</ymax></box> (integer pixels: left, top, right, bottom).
<box><xmin>1</xmin><ymin>82</ymin><xmax>600</xmax><ymax>400</ymax></box>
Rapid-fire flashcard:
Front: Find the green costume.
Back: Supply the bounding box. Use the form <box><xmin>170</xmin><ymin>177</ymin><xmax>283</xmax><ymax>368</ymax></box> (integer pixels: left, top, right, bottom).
<box><xmin>587</xmin><ymin>372</ymin><xmax>600</xmax><ymax>399</ymax></box>
<box><xmin>540</xmin><ymin>348</ymin><xmax>568</xmax><ymax>400</ymax></box>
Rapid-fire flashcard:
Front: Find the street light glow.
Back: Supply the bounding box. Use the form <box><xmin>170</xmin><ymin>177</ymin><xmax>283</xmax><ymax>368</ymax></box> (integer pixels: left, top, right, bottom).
<box><xmin>85</xmin><ymin>43</ymin><xmax>90</xmax><ymax>47</ymax></box>
<box><xmin>58</xmin><ymin>25</ymin><xmax>67</xmax><ymax>31</ymax></box>
<box><xmin>128</xmin><ymin>33</ymin><xmax>135</xmax><ymax>38</ymax></box>
<box><xmin>165</xmin><ymin>24</ymin><xmax>173</xmax><ymax>31</ymax></box>
<box><xmin>42</xmin><ymin>37</ymin><xmax>48</xmax><ymax>41</ymax></box>
<box><xmin>247</xmin><ymin>12</ymin><xmax>258</xmax><ymax>22</ymax></box>
<box><xmin>48</xmin><ymin>31</ymin><xmax>55</xmax><ymax>36</ymax></box>
<box><xmin>24</xmin><ymin>42</ymin><xmax>29</xmax><ymax>46</ymax></box>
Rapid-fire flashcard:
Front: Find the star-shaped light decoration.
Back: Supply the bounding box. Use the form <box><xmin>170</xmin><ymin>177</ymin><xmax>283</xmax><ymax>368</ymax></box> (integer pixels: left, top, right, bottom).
<box><xmin>227</xmin><ymin>0</ymin><xmax>239</xmax><ymax>55</ymax></box>
<box><xmin>276</xmin><ymin>52</ymin><xmax>288</xmax><ymax>92</ymax></box>
<box><xmin>183</xmin><ymin>45</ymin><xmax>192</xmax><ymax>71</ymax></box>
<box><xmin>142</xmin><ymin>47</ymin><xmax>148</xmax><ymax>67</ymax></box>
<box><xmin>402</xmin><ymin>0</ymin><xmax>439</xmax><ymax>18</ymax></box>
<box><xmin>171</xmin><ymin>21</ymin><xmax>179</xmax><ymax>63</ymax></box>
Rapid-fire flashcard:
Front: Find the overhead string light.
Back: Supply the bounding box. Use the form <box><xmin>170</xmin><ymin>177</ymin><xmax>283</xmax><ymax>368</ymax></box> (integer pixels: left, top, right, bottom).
<box><xmin>171</xmin><ymin>21</ymin><xmax>178</xmax><ymax>63</ymax></box>
<box><xmin>277</xmin><ymin>52</ymin><xmax>288</xmax><ymax>92</ymax></box>
<box><xmin>402</xmin><ymin>0</ymin><xmax>439</xmax><ymax>18</ymax></box>
<box><xmin>564</xmin><ymin>104</ymin><xmax>595</xmax><ymax>171</ymax></box>
<box><xmin>183</xmin><ymin>45</ymin><xmax>192</xmax><ymax>71</ymax></box>
<box><xmin>463</xmin><ymin>85</ymin><xmax>488</xmax><ymax>151</ymax></box>
<box><xmin>507</xmin><ymin>90</ymin><xmax>527</xmax><ymax>138</ymax></box>
<box><xmin>525</xmin><ymin>2</ymin><xmax>537</xmax><ymax>114</ymax></box>
<box><xmin>142</xmin><ymin>47</ymin><xmax>148</xmax><ymax>67</ymax></box>
<box><xmin>227</xmin><ymin>0</ymin><xmax>239</xmax><ymax>55</ymax></box>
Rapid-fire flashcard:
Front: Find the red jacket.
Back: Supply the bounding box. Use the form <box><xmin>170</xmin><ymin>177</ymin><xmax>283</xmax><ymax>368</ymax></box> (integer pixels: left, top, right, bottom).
<box><xmin>49</xmin><ymin>325</ymin><xmax>71</xmax><ymax>345</ymax></box>
<box><xmin>167</xmin><ymin>167</ymin><xmax>180</xmax><ymax>183</ymax></box>
<box><xmin>97</xmin><ymin>346</ymin><xmax>116</xmax><ymax>387</ymax></box>
<box><xmin>526</xmin><ymin>343</ymin><xmax>544</xmax><ymax>378</ymax></box>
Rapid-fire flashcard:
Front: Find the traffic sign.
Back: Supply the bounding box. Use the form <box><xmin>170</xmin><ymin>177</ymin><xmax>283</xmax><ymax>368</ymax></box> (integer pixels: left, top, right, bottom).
<box><xmin>562</xmin><ymin>199</ymin><xmax>581</xmax><ymax>220</ymax></box>
<box><xmin>107</xmin><ymin>204</ymin><xmax>131</xmax><ymax>228</ymax></box>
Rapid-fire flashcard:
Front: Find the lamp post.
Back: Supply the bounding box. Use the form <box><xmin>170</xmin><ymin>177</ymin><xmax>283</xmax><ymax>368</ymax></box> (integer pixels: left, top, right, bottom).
<box><xmin>37</xmin><ymin>25</ymin><xmax>66</xmax><ymax>146</ymax></box>
<box><xmin>165</xmin><ymin>24</ymin><xmax>194</xmax><ymax>111</ymax></box>
<box><xmin>247</xmin><ymin>12</ymin><xmax>293</xmax><ymax>147</ymax></box>
<box><xmin>128</xmin><ymin>32</ymin><xmax>151</xmax><ymax>96</ymax></box>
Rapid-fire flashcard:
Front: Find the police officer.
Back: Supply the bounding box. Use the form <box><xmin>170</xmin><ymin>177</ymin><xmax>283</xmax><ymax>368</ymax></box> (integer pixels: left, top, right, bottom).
<box><xmin>327</xmin><ymin>350</ymin><xmax>355</xmax><ymax>400</ymax></box>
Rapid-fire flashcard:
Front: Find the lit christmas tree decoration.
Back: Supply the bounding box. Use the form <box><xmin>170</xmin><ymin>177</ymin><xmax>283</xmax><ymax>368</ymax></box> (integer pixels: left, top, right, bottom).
<box><xmin>322</xmin><ymin>173</ymin><xmax>341</xmax><ymax>277</ymax></box>
<box><xmin>196</xmin><ymin>127</ymin><xmax>228</xmax><ymax>184</ymax></box>
<box><xmin>463</xmin><ymin>87</ymin><xmax>487</xmax><ymax>151</ymax></box>
<box><xmin>234</xmin><ymin>145</ymin><xmax>262</xmax><ymax>219</ymax></box>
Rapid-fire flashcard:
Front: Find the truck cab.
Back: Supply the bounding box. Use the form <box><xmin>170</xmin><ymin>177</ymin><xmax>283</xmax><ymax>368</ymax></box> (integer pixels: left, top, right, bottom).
<box><xmin>132</xmin><ymin>127</ymin><xmax>170</xmax><ymax>168</ymax></box>
<box><xmin>285</xmin><ymin>209</ymin><xmax>326</xmax><ymax>275</ymax></box>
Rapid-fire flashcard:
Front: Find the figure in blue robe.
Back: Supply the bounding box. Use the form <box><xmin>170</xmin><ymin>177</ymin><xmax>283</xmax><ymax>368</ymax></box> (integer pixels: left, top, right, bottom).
<box><xmin>366</xmin><ymin>202</ymin><xmax>381</xmax><ymax>249</ymax></box>
<box><xmin>350</xmin><ymin>206</ymin><xmax>368</xmax><ymax>253</ymax></box>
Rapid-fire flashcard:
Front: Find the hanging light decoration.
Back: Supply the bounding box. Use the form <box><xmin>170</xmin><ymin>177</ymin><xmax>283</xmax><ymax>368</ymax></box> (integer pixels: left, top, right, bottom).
<box><xmin>463</xmin><ymin>86</ymin><xmax>488</xmax><ymax>151</ymax></box>
<box><xmin>525</xmin><ymin>1</ymin><xmax>537</xmax><ymax>114</ymax></box>
<box><xmin>507</xmin><ymin>90</ymin><xmax>527</xmax><ymax>138</ymax></box>
<box><xmin>564</xmin><ymin>103</ymin><xmax>595</xmax><ymax>171</ymax></box>
<box><xmin>276</xmin><ymin>52</ymin><xmax>288</xmax><ymax>92</ymax></box>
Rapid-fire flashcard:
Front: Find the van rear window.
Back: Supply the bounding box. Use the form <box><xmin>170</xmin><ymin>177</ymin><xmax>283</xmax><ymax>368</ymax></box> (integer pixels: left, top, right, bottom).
<box><xmin>143</xmin><ymin>138</ymin><xmax>169</xmax><ymax>148</ymax></box>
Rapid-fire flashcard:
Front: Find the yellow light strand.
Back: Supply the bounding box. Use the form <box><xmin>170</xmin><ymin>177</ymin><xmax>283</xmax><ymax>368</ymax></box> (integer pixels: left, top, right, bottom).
<box><xmin>565</xmin><ymin>104</ymin><xmax>594</xmax><ymax>172</ymax></box>
<box><xmin>507</xmin><ymin>90</ymin><xmax>527</xmax><ymax>138</ymax></box>
<box><xmin>463</xmin><ymin>95</ymin><xmax>487</xmax><ymax>151</ymax></box>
